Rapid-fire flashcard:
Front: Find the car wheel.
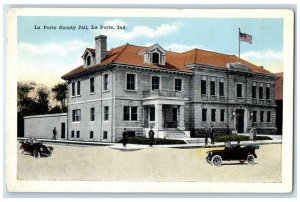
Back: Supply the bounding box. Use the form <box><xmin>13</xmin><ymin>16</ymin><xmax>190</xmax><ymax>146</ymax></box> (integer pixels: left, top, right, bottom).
<box><xmin>206</xmin><ymin>156</ymin><xmax>212</xmax><ymax>164</ymax></box>
<box><xmin>20</xmin><ymin>145</ymin><xmax>24</xmax><ymax>154</ymax></box>
<box><xmin>246</xmin><ymin>154</ymin><xmax>255</xmax><ymax>165</ymax></box>
<box><xmin>33</xmin><ymin>150</ymin><xmax>40</xmax><ymax>159</ymax></box>
<box><xmin>48</xmin><ymin>150</ymin><xmax>53</xmax><ymax>157</ymax></box>
<box><xmin>211</xmin><ymin>155</ymin><xmax>222</xmax><ymax>167</ymax></box>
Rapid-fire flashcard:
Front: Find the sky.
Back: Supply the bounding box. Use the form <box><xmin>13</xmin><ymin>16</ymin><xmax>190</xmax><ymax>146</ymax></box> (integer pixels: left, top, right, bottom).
<box><xmin>17</xmin><ymin>16</ymin><xmax>283</xmax><ymax>87</ymax></box>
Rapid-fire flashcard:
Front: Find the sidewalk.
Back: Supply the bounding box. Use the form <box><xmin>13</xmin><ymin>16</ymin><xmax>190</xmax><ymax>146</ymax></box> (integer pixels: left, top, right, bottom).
<box><xmin>18</xmin><ymin>135</ymin><xmax>282</xmax><ymax>151</ymax></box>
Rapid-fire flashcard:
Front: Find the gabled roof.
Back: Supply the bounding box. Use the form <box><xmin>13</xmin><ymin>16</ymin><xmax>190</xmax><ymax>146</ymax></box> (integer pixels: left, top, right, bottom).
<box><xmin>62</xmin><ymin>43</ymin><xmax>273</xmax><ymax>79</ymax></box>
<box><xmin>275</xmin><ymin>72</ymin><xmax>283</xmax><ymax>100</ymax></box>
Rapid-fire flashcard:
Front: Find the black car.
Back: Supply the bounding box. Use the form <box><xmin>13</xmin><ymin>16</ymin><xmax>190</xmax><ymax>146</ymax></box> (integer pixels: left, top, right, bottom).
<box><xmin>20</xmin><ymin>138</ymin><xmax>54</xmax><ymax>159</ymax></box>
<box><xmin>206</xmin><ymin>141</ymin><xmax>259</xmax><ymax>166</ymax></box>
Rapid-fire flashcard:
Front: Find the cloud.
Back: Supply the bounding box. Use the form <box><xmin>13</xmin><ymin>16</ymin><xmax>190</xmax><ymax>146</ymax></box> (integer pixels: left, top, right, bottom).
<box><xmin>241</xmin><ymin>49</ymin><xmax>283</xmax><ymax>60</ymax></box>
<box><xmin>241</xmin><ymin>49</ymin><xmax>283</xmax><ymax>73</ymax></box>
<box><xmin>18</xmin><ymin>40</ymin><xmax>88</xmax><ymax>58</ymax></box>
<box><xmin>95</xmin><ymin>20</ymin><xmax>183</xmax><ymax>40</ymax></box>
<box><xmin>164</xmin><ymin>43</ymin><xmax>206</xmax><ymax>52</ymax></box>
<box><xmin>17</xmin><ymin>40</ymin><xmax>88</xmax><ymax>87</ymax></box>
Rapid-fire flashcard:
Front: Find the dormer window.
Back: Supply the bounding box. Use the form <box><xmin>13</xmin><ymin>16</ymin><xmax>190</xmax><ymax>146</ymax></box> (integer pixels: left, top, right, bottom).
<box><xmin>87</xmin><ymin>56</ymin><xmax>91</xmax><ymax>66</ymax></box>
<box><xmin>152</xmin><ymin>52</ymin><xmax>159</xmax><ymax>64</ymax></box>
<box><xmin>138</xmin><ymin>44</ymin><xmax>166</xmax><ymax>66</ymax></box>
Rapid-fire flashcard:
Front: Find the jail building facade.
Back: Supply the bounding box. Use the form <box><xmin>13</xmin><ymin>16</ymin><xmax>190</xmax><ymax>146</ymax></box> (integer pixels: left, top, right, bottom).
<box><xmin>33</xmin><ymin>34</ymin><xmax>275</xmax><ymax>142</ymax></box>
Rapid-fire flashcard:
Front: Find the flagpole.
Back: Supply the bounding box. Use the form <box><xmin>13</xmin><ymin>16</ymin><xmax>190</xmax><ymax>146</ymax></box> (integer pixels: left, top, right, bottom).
<box><xmin>238</xmin><ymin>28</ymin><xmax>240</xmax><ymax>58</ymax></box>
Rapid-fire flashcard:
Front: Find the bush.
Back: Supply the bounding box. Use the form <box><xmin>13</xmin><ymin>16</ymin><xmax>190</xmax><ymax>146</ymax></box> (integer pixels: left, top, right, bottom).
<box><xmin>214</xmin><ymin>134</ymin><xmax>273</xmax><ymax>142</ymax></box>
<box><xmin>214</xmin><ymin>134</ymin><xmax>249</xmax><ymax>142</ymax></box>
<box><xmin>254</xmin><ymin>136</ymin><xmax>273</xmax><ymax>140</ymax></box>
<box><xmin>117</xmin><ymin>137</ymin><xmax>186</xmax><ymax>145</ymax></box>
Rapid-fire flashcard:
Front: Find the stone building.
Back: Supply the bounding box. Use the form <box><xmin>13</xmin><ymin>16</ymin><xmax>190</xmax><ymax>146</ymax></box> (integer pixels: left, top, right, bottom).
<box><xmin>275</xmin><ymin>72</ymin><xmax>283</xmax><ymax>135</ymax></box>
<box><xmin>58</xmin><ymin>35</ymin><xmax>277</xmax><ymax>142</ymax></box>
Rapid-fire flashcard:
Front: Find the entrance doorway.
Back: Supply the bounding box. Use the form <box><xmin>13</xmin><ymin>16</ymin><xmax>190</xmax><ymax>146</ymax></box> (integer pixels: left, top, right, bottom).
<box><xmin>235</xmin><ymin>109</ymin><xmax>244</xmax><ymax>133</ymax></box>
<box><xmin>61</xmin><ymin>122</ymin><xmax>65</xmax><ymax>139</ymax></box>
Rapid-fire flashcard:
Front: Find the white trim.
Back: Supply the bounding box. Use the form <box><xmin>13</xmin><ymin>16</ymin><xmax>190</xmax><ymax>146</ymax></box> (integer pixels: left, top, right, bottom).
<box><xmin>103</xmin><ymin>73</ymin><xmax>109</xmax><ymax>91</ymax></box>
<box><xmin>174</xmin><ymin>77</ymin><xmax>183</xmax><ymax>92</ymax></box>
<box><xmin>89</xmin><ymin>77</ymin><xmax>95</xmax><ymax>94</ymax></box>
<box><xmin>236</xmin><ymin>82</ymin><xmax>244</xmax><ymax>98</ymax></box>
<box><xmin>125</xmin><ymin>72</ymin><xmax>137</xmax><ymax>91</ymax></box>
<box><xmin>151</xmin><ymin>75</ymin><xmax>161</xmax><ymax>91</ymax></box>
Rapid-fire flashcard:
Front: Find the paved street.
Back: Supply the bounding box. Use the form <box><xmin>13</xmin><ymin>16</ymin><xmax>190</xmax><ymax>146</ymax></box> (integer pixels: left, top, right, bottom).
<box><xmin>17</xmin><ymin>143</ymin><xmax>282</xmax><ymax>183</ymax></box>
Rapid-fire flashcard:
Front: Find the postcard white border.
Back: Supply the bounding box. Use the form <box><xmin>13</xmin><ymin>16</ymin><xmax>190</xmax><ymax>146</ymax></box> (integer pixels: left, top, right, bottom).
<box><xmin>6</xmin><ymin>8</ymin><xmax>294</xmax><ymax>193</ymax></box>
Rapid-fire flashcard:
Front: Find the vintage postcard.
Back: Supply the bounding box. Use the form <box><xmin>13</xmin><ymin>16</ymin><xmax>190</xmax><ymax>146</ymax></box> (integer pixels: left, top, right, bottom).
<box><xmin>6</xmin><ymin>8</ymin><xmax>294</xmax><ymax>193</ymax></box>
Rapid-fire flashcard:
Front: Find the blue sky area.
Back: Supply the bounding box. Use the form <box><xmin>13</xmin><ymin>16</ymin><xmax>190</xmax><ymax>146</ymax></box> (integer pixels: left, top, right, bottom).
<box><xmin>17</xmin><ymin>16</ymin><xmax>283</xmax><ymax>86</ymax></box>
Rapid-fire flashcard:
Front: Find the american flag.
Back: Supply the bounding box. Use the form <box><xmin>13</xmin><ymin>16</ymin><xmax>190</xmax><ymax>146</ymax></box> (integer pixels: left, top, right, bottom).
<box><xmin>239</xmin><ymin>32</ymin><xmax>252</xmax><ymax>44</ymax></box>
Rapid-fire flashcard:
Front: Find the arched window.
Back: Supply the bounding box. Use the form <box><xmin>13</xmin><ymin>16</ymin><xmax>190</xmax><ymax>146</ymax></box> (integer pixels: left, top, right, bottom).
<box><xmin>152</xmin><ymin>52</ymin><xmax>159</xmax><ymax>64</ymax></box>
<box><xmin>87</xmin><ymin>56</ymin><xmax>91</xmax><ymax>66</ymax></box>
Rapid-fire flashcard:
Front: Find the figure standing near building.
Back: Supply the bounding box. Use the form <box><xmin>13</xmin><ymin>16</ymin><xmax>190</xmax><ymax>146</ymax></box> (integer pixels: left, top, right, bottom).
<box><xmin>253</xmin><ymin>125</ymin><xmax>257</xmax><ymax>142</ymax></box>
<box><xmin>250</xmin><ymin>124</ymin><xmax>257</xmax><ymax>141</ymax></box>
<box><xmin>52</xmin><ymin>127</ymin><xmax>57</xmax><ymax>140</ymax></box>
<box><xmin>148</xmin><ymin>126</ymin><xmax>155</xmax><ymax>147</ymax></box>
<box><xmin>209</xmin><ymin>125</ymin><xmax>215</xmax><ymax>145</ymax></box>
<box><xmin>204</xmin><ymin>126</ymin><xmax>209</xmax><ymax>147</ymax></box>
<box><xmin>122</xmin><ymin>128</ymin><xmax>128</xmax><ymax>147</ymax></box>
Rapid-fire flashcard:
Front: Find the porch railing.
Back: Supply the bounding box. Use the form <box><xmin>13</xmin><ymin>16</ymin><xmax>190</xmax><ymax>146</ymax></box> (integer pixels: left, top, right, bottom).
<box><xmin>142</xmin><ymin>90</ymin><xmax>184</xmax><ymax>98</ymax></box>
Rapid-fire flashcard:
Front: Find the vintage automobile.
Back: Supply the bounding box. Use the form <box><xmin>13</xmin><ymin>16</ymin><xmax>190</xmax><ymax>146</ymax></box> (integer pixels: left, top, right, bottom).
<box><xmin>19</xmin><ymin>138</ymin><xmax>54</xmax><ymax>159</ymax></box>
<box><xmin>206</xmin><ymin>141</ymin><xmax>259</xmax><ymax>166</ymax></box>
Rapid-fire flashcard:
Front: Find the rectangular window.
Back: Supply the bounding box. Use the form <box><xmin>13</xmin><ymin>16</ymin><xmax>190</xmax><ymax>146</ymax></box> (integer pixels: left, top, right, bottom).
<box><xmin>210</xmin><ymin>81</ymin><xmax>216</xmax><ymax>96</ymax></box>
<box><xmin>201</xmin><ymin>80</ymin><xmax>207</xmax><ymax>95</ymax></box>
<box><xmin>267</xmin><ymin>111</ymin><xmax>271</xmax><ymax>122</ymax></box>
<box><xmin>103</xmin><ymin>74</ymin><xmax>109</xmax><ymax>91</ymax></box>
<box><xmin>71</xmin><ymin>82</ymin><xmax>75</xmax><ymax>97</ymax></box>
<box><xmin>252</xmin><ymin>85</ymin><xmax>257</xmax><ymax>98</ymax></box>
<box><xmin>260</xmin><ymin>111</ymin><xmax>264</xmax><ymax>123</ymax></box>
<box><xmin>152</xmin><ymin>76</ymin><xmax>160</xmax><ymax>90</ymax></box>
<box><xmin>150</xmin><ymin>106</ymin><xmax>155</xmax><ymax>121</ymax></box>
<box><xmin>202</xmin><ymin>108</ymin><xmax>207</xmax><ymax>122</ymax></box>
<box><xmin>123</xmin><ymin>106</ymin><xmax>130</xmax><ymax>121</ymax></box>
<box><xmin>71</xmin><ymin>130</ymin><xmax>75</xmax><ymax>138</ymax></box>
<box><xmin>103</xmin><ymin>131</ymin><xmax>107</xmax><ymax>139</ymax></box>
<box><xmin>90</xmin><ymin>108</ymin><xmax>95</xmax><ymax>121</ymax></box>
<box><xmin>104</xmin><ymin>106</ymin><xmax>109</xmax><ymax>121</ymax></box>
<box><xmin>266</xmin><ymin>86</ymin><xmax>270</xmax><ymax>100</ymax></box>
<box><xmin>72</xmin><ymin>109</ymin><xmax>81</xmax><ymax>122</ymax></box>
<box><xmin>126</xmin><ymin>73</ymin><xmax>136</xmax><ymax>90</ymax></box>
<box><xmin>211</xmin><ymin>109</ymin><xmax>216</xmax><ymax>122</ymax></box>
<box><xmin>175</xmin><ymin>78</ymin><xmax>182</xmax><ymax>91</ymax></box>
<box><xmin>220</xmin><ymin>109</ymin><xmax>225</xmax><ymax>122</ymax></box>
<box><xmin>253</xmin><ymin>111</ymin><xmax>257</xmax><ymax>123</ymax></box>
<box><xmin>259</xmin><ymin>86</ymin><xmax>264</xmax><ymax>99</ymax></box>
<box><xmin>90</xmin><ymin>77</ymin><xmax>95</xmax><ymax>93</ymax></box>
<box><xmin>76</xmin><ymin>131</ymin><xmax>80</xmax><ymax>138</ymax></box>
<box><xmin>237</xmin><ymin>83</ymin><xmax>243</xmax><ymax>98</ymax></box>
<box><xmin>131</xmin><ymin>106</ymin><xmax>138</xmax><ymax>121</ymax></box>
<box><xmin>77</xmin><ymin>81</ymin><xmax>81</xmax><ymax>96</ymax></box>
<box><xmin>219</xmin><ymin>82</ymin><xmax>224</xmax><ymax>97</ymax></box>
<box><xmin>90</xmin><ymin>131</ymin><xmax>94</xmax><ymax>139</ymax></box>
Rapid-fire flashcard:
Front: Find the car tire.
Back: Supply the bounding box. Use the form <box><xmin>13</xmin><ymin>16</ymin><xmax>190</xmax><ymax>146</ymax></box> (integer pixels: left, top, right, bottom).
<box><xmin>246</xmin><ymin>154</ymin><xmax>255</xmax><ymax>165</ymax></box>
<box><xmin>206</xmin><ymin>156</ymin><xmax>212</xmax><ymax>164</ymax></box>
<box><xmin>33</xmin><ymin>150</ymin><xmax>40</xmax><ymax>159</ymax></box>
<box><xmin>211</xmin><ymin>155</ymin><xmax>222</xmax><ymax>167</ymax></box>
<box><xmin>48</xmin><ymin>150</ymin><xmax>53</xmax><ymax>157</ymax></box>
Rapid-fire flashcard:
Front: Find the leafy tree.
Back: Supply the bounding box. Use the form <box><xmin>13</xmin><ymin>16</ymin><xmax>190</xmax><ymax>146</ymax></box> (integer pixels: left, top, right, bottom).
<box><xmin>17</xmin><ymin>81</ymin><xmax>36</xmax><ymax>112</ymax></box>
<box><xmin>35</xmin><ymin>86</ymin><xmax>50</xmax><ymax>114</ymax></box>
<box><xmin>51</xmin><ymin>82</ymin><xmax>68</xmax><ymax>112</ymax></box>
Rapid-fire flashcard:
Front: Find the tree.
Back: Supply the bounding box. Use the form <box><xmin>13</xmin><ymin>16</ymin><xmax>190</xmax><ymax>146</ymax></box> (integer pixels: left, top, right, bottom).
<box><xmin>17</xmin><ymin>81</ymin><xmax>36</xmax><ymax>112</ymax></box>
<box><xmin>51</xmin><ymin>82</ymin><xmax>68</xmax><ymax>112</ymax></box>
<box><xmin>35</xmin><ymin>86</ymin><xmax>50</xmax><ymax>114</ymax></box>
<box><xmin>17</xmin><ymin>81</ymin><xmax>37</xmax><ymax>137</ymax></box>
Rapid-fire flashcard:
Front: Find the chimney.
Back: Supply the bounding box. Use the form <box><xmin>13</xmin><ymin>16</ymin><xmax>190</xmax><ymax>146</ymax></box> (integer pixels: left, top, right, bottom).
<box><xmin>95</xmin><ymin>35</ymin><xmax>107</xmax><ymax>64</ymax></box>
